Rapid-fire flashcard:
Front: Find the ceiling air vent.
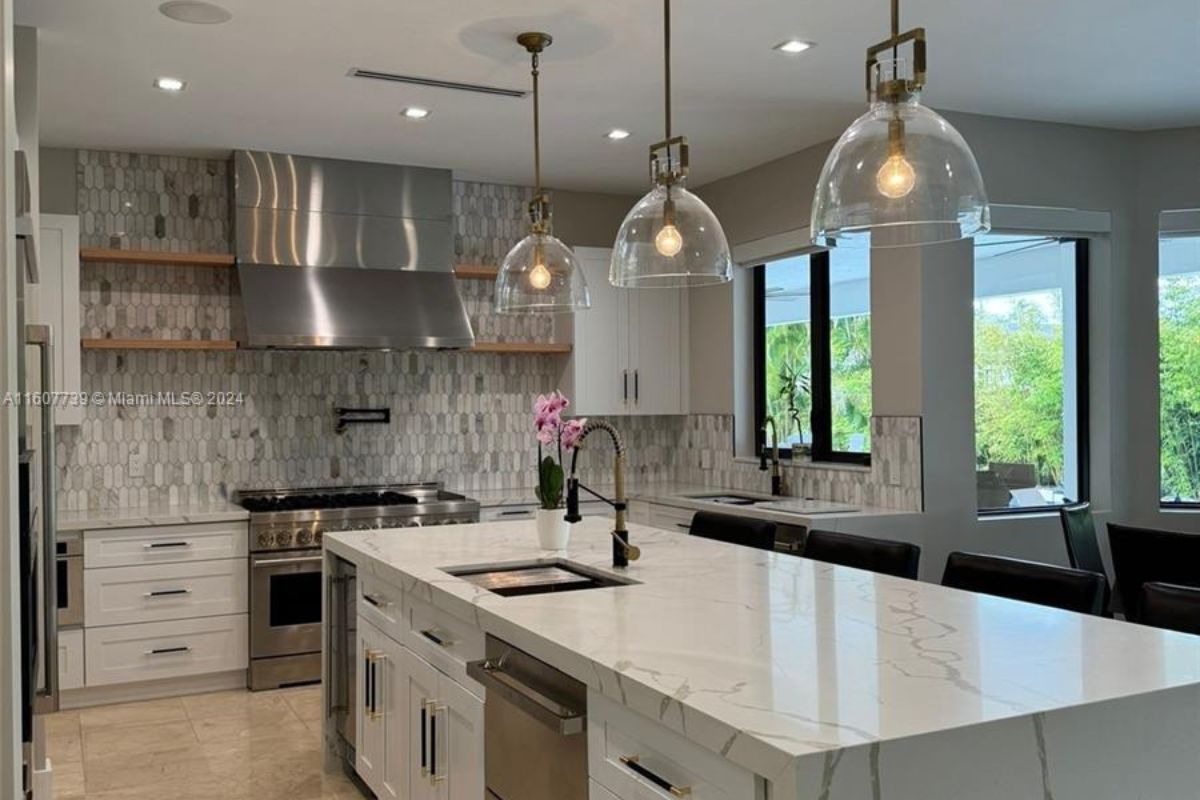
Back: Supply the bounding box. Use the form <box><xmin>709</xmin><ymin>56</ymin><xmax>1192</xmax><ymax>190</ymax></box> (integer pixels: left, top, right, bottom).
<box><xmin>348</xmin><ymin>68</ymin><xmax>528</xmax><ymax>99</ymax></box>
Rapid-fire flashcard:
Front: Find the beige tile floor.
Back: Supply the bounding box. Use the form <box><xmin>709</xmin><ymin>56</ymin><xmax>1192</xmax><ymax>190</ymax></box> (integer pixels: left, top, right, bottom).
<box><xmin>47</xmin><ymin>686</ymin><xmax>366</xmax><ymax>799</ymax></box>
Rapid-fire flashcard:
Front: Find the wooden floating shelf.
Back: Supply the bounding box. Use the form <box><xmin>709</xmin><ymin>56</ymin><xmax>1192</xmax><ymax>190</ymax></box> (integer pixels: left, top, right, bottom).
<box><xmin>80</xmin><ymin>247</ymin><xmax>236</xmax><ymax>268</ymax></box>
<box><xmin>468</xmin><ymin>341</ymin><xmax>572</xmax><ymax>354</ymax></box>
<box><xmin>82</xmin><ymin>338</ymin><xmax>238</xmax><ymax>352</ymax></box>
<box><xmin>453</xmin><ymin>265</ymin><xmax>499</xmax><ymax>280</ymax></box>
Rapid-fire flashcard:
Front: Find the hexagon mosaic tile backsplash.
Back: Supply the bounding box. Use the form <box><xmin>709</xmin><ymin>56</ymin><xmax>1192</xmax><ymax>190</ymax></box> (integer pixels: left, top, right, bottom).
<box><xmin>58</xmin><ymin>150</ymin><xmax>923</xmax><ymax>512</ymax></box>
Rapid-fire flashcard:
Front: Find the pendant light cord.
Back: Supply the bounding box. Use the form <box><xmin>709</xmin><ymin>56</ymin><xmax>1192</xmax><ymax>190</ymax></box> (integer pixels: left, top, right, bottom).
<box><xmin>890</xmin><ymin>0</ymin><xmax>899</xmax><ymax>64</ymax></box>
<box><xmin>663</xmin><ymin>0</ymin><xmax>672</xmax><ymax>142</ymax></box>
<box><xmin>531</xmin><ymin>49</ymin><xmax>541</xmax><ymax>197</ymax></box>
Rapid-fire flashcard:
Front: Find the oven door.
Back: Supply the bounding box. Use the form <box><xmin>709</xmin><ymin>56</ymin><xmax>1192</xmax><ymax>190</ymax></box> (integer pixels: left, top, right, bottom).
<box><xmin>250</xmin><ymin>550</ymin><xmax>323</xmax><ymax>659</ymax></box>
<box><xmin>56</xmin><ymin>535</ymin><xmax>83</xmax><ymax>629</ymax></box>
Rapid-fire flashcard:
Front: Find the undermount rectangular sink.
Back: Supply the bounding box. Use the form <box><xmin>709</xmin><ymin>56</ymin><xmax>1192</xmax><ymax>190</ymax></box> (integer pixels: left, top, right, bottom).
<box><xmin>687</xmin><ymin>493</ymin><xmax>769</xmax><ymax>506</ymax></box>
<box><xmin>443</xmin><ymin>560</ymin><xmax>640</xmax><ymax>597</ymax></box>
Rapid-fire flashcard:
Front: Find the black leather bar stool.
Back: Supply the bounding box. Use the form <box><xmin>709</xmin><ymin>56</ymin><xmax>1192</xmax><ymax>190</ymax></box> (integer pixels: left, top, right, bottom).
<box><xmin>941</xmin><ymin>551</ymin><xmax>1107</xmax><ymax>615</ymax></box>
<box><xmin>1140</xmin><ymin>582</ymin><xmax>1200</xmax><ymax>636</ymax></box>
<box><xmin>803</xmin><ymin>529</ymin><xmax>921</xmax><ymax>579</ymax></box>
<box><xmin>1108</xmin><ymin>523</ymin><xmax>1200</xmax><ymax>622</ymax></box>
<box><xmin>1058</xmin><ymin>502</ymin><xmax>1113</xmax><ymax>614</ymax></box>
<box><xmin>689</xmin><ymin>511</ymin><xmax>777</xmax><ymax>551</ymax></box>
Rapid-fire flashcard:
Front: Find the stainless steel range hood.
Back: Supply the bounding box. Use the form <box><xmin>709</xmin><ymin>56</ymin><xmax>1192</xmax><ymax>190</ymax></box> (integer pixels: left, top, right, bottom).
<box><xmin>233</xmin><ymin>150</ymin><xmax>474</xmax><ymax>350</ymax></box>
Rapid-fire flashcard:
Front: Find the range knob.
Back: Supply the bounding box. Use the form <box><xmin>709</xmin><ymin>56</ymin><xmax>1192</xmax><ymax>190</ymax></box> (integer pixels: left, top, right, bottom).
<box><xmin>314</xmin><ymin>530</ymin><xmax>323</xmax><ymax>544</ymax></box>
<box><xmin>296</xmin><ymin>529</ymin><xmax>312</xmax><ymax>546</ymax></box>
<box><xmin>274</xmin><ymin>530</ymin><xmax>293</xmax><ymax>547</ymax></box>
<box><xmin>256</xmin><ymin>532</ymin><xmax>271</xmax><ymax>549</ymax></box>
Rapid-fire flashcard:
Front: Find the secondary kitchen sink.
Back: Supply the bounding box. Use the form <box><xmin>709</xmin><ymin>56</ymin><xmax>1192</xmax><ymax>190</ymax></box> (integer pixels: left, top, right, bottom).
<box><xmin>443</xmin><ymin>560</ymin><xmax>640</xmax><ymax>597</ymax></box>
<box><xmin>686</xmin><ymin>493</ymin><xmax>771</xmax><ymax>506</ymax></box>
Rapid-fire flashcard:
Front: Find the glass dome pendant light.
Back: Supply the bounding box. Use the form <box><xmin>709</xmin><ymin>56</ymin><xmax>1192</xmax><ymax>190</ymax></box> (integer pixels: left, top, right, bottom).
<box><xmin>811</xmin><ymin>0</ymin><xmax>990</xmax><ymax>249</ymax></box>
<box><xmin>494</xmin><ymin>32</ymin><xmax>591</xmax><ymax>314</ymax></box>
<box><xmin>610</xmin><ymin>0</ymin><xmax>732</xmax><ymax>288</ymax></box>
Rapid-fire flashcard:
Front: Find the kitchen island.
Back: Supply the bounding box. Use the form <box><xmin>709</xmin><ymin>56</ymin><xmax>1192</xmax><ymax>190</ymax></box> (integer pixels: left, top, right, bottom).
<box><xmin>325</xmin><ymin>518</ymin><xmax>1200</xmax><ymax>799</ymax></box>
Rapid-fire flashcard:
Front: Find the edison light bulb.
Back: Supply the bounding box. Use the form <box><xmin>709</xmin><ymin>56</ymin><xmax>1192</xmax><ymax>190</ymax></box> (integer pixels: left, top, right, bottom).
<box><xmin>875</xmin><ymin>153</ymin><xmax>916</xmax><ymax>199</ymax></box>
<box><xmin>528</xmin><ymin>261</ymin><xmax>552</xmax><ymax>290</ymax></box>
<box><xmin>654</xmin><ymin>224</ymin><xmax>684</xmax><ymax>257</ymax></box>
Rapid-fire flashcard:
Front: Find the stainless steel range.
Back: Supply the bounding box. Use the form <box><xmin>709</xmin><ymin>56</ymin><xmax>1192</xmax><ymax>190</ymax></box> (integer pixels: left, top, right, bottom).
<box><xmin>236</xmin><ymin>483</ymin><xmax>479</xmax><ymax>690</ymax></box>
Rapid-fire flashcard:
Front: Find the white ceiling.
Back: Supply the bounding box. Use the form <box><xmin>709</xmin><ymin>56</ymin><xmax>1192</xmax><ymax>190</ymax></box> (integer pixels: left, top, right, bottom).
<box><xmin>17</xmin><ymin>0</ymin><xmax>1200</xmax><ymax>194</ymax></box>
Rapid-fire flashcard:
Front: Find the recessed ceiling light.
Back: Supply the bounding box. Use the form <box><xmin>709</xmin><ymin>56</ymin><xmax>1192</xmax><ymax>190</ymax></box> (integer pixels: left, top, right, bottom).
<box><xmin>158</xmin><ymin>1</ymin><xmax>232</xmax><ymax>24</ymax></box>
<box><xmin>773</xmin><ymin>39</ymin><xmax>815</xmax><ymax>54</ymax></box>
<box><xmin>154</xmin><ymin>76</ymin><xmax>186</xmax><ymax>92</ymax></box>
<box><xmin>401</xmin><ymin>107</ymin><xmax>430</xmax><ymax>120</ymax></box>
<box><xmin>605</xmin><ymin>129</ymin><xmax>632</xmax><ymax>141</ymax></box>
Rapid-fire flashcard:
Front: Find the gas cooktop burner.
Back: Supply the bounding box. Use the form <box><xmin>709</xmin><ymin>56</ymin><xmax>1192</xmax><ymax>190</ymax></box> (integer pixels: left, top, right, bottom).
<box><xmin>239</xmin><ymin>490</ymin><xmax>418</xmax><ymax>513</ymax></box>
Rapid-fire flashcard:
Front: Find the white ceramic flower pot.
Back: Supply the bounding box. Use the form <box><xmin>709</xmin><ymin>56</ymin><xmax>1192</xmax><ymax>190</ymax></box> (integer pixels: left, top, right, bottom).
<box><xmin>536</xmin><ymin>508</ymin><xmax>571</xmax><ymax>550</ymax></box>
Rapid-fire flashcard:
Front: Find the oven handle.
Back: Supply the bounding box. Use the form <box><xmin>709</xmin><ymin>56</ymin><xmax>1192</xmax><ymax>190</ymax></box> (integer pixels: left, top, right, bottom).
<box><xmin>466</xmin><ymin>658</ymin><xmax>585</xmax><ymax>735</ymax></box>
<box><xmin>251</xmin><ymin>554</ymin><xmax>324</xmax><ymax>567</ymax></box>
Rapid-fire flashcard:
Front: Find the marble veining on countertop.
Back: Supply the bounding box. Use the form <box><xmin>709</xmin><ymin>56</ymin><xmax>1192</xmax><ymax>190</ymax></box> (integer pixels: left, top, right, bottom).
<box><xmin>58</xmin><ymin>499</ymin><xmax>249</xmax><ymax>531</ymax></box>
<box><xmin>325</xmin><ymin>519</ymin><xmax>1200</xmax><ymax>783</ymax></box>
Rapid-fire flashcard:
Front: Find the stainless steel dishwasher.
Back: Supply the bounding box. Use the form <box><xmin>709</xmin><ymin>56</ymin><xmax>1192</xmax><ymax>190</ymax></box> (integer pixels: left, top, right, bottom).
<box><xmin>467</xmin><ymin>634</ymin><xmax>588</xmax><ymax>800</ymax></box>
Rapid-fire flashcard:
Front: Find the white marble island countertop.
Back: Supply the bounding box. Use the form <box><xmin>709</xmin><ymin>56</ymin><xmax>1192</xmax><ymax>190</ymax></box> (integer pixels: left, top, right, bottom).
<box><xmin>327</xmin><ymin>519</ymin><xmax>1200</xmax><ymax>797</ymax></box>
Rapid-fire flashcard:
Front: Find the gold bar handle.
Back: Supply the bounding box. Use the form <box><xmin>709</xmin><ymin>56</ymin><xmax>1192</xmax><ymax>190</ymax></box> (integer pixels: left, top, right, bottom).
<box><xmin>619</xmin><ymin>755</ymin><xmax>692</xmax><ymax>797</ymax></box>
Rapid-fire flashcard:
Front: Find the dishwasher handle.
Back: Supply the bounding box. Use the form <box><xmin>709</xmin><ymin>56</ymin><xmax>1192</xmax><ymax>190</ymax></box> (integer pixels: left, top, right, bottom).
<box><xmin>467</xmin><ymin>658</ymin><xmax>586</xmax><ymax>736</ymax></box>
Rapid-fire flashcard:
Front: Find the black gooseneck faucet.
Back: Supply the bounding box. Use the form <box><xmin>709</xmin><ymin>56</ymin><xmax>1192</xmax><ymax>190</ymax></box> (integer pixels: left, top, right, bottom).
<box><xmin>565</xmin><ymin>420</ymin><xmax>640</xmax><ymax>568</ymax></box>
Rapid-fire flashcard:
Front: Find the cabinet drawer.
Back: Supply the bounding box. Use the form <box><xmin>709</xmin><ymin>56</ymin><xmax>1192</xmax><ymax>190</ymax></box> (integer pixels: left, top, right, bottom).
<box><xmin>358</xmin><ymin>572</ymin><xmax>405</xmax><ymax>642</ymax></box>
<box><xmin>591</xmin><ymin>779</ymin><xmax>621</xmax><ymax>800</ymax></box>
<box><xmin>406</xmin><ymin>595</ymin><xmax>484</xmax><ymax>695</ymax></box>
<box><xmin>84</xmin><ymin>522</ymin><xmax>248</xmax><ymax>568</ymax></box>
<box><xmin>58</xmin><ymin>628</ymin><xmax>84</xmax><ymax>690</ymax></box>
<box><xmin>648</xmin><ymin>503</ymin><xmax>694</xmax><ymax>534</ymax></box>
<box><xmin>479</xmin><ymin>505</ymin><xmax>537</xmax><ymax>523</ymax></box>
<box><xmin>589</xmin><ymin>692</ymin><xmax>759</xmax><ymax>800</ymax></box>
<box><xmin>85</xmin><ymin>558</ymin><xmax>247</xmax><ymax>627</ymax></box>
<box><xmin>85</xmin><ymin>614</ymin><xmax>248</xmax><ymax>687</ymax></box>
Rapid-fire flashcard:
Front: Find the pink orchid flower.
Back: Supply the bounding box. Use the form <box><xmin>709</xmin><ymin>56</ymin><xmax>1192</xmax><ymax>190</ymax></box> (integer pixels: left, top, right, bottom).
<box><xmin>560</xmin><ymin>418</ymin><xmax>588</xmax><ymax>449</ymax></box>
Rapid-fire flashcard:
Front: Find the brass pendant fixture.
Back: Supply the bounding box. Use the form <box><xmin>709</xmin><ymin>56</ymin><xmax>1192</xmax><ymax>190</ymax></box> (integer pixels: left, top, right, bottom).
<box><xmin>494</xmin><ymin>32</ymin><xmax>591</xmax><ymax>314</ymax></box>
<box><xmin>609</xmin><ymin>0</ymin><xmax>732</xmax><ymax>288</ymax></box>
<box><xmin>811</xmin><ymin>0</ymin><xmax>990</xmax><ymax>249</ymax></box>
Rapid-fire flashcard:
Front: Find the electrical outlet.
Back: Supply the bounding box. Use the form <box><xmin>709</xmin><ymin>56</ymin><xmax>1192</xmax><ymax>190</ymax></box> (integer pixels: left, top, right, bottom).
<box><xmin>129</xmin><ymin>443</ymin><xmax>146</xmax><ymax>479</ymax></box>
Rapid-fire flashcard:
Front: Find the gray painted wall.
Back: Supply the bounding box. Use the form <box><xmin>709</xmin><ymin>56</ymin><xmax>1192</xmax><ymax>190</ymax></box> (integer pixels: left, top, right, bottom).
<box><xmin>38</xmin><ymin>145</ymin><xmax>75</xmax><ymax>213</ymax></box>
<box><xmin>693</xmin><ymin>110</ymin><xmax>1200</xmax><ymax>578</ymax></box>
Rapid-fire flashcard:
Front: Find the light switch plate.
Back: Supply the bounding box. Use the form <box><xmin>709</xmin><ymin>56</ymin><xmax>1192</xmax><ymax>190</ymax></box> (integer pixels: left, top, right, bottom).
<box><xmin>129</xmin><ymin>443</ymin><xmax>146</xmax><ymax>479</ymax></box>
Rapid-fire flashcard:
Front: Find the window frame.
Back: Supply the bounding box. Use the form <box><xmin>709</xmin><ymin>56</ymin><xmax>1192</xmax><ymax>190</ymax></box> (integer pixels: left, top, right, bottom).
<box><xmin>1158</xmin><ymin>230</ymin><xmax>1200</xmax><ymax>509</ymax></box>
<box><xmin>975</xmin><ymin>237</ymin><xmax>1091</xmax><ymax>517</ymax></box>
<box><xmin>753</xmin><ymin>250</ymin><xmax>872</xmax><ymax>466</ymax></box>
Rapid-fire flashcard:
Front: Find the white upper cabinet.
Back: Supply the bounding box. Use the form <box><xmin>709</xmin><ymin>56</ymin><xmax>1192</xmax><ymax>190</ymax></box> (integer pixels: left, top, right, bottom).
<box><xmin>35</xmin><ymin>214</ymin><xmax>81</xmax><ymax>425</ymax></box>
<box><xmin>558</xmin><ymin>247</ymin><xmax>688</xmax><ymax>416</ymax></box>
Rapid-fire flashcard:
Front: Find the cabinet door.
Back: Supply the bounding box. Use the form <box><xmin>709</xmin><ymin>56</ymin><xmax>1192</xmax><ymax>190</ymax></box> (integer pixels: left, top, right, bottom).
<box><xmin>433</xmin><ymin>674</ymin><xmax>484</xmax><ymax>800</ymax></box>
<box><xmin>571</xmin><ymin>247</ymin><xmax>630</xmax><ymax>416</ymax></box>
<box><xmin>35</xmin><ymin>214</ymin><xmax>82</xmax><ymax>426</ymax></box>
<box><xmin>355</xmin><ymin>620</ymin><xmax>384</xmax><ymax>794</ymax></box>
<box><xmin>629</xmin><ymin>286</ymin><xmax>685</xmax><ymax>415</ymax></box>
<box><xmin>405</xmin><ymin>647</ymin><xmax>442</xmax><ymax>800</ymax></box>
<box><xmin>376</xmin><ymin>633</ymin><xmax>407</xmax><ymax>800</ymax></box>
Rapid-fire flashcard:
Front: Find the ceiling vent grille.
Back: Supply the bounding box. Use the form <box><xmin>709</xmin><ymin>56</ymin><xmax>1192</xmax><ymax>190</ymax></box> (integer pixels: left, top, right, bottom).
<box><xmin>348</xmin><ymin>68</ymin><xmax>528</xmax><ymax>99</ymax></box>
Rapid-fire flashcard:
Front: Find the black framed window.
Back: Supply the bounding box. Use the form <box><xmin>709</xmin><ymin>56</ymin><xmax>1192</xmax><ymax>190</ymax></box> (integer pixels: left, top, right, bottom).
<box><xmin>754</xmin><ymin>249</ymin><xmax>872</xmax><ymax>465</ymax></box>
<box><xmin>1159</xmin><ymin>230</ymin><xmax>1200</xmax><ymax>507</ymax></box>
<box><xmin>974</xmin><ymin>235</ymin><xmax>1090</xmax><ymax>514</ymax></box>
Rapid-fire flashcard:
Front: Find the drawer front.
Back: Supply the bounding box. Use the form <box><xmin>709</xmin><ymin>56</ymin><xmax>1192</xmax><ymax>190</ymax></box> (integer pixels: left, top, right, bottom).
<box><xmin>357</xmin><ymin>572</ymin><xmax>405</xmax><ymax>642</ymax></box>
<box><xmin>85</xmin><ymin>558</ymin><xmax>247</xmax><ymax>627</ymax></box>
<box><xmin>58</xmin><ymin>628</ymin><xmax>85</xmax><ymax>690</ymax></box>
<box><xmin>479</xmin><ymin>505</ymin><xmax>537</xmax><ymax>523</ymax></box>
<box><xmin>85</xmin><ymin>614</ymin><xmax>248</xmax><ymax>687</ymax></box>
<box><xmin>591</xmin><ymin>779</ymin><xmax>621</xmax><ymax>800</ymax></box>
<box><xmin>84</xmin><ymin>522</ymin><xmax>248</xmax><ymax>568</ymax></box>
<box><xmin>589</xmin><ymin>693</ymin><xmax>759</xmax><ymax>800</ymax></box>
<box><xmin>406</xmin><ymin>595</ymin><xmax>484</xmax><ymax>694</ymax></box>
<box><xmin>648</xmin><ymin>503</ymin><xmax>695</xmax><ymax>534</ymax></box>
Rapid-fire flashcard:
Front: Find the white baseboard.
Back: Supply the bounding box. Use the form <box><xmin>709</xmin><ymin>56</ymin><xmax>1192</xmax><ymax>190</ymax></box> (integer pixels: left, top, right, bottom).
<box><xmin>60</xmin><ymin>669</ymin><xmax>247</xmax><ymax>709</ymax></box>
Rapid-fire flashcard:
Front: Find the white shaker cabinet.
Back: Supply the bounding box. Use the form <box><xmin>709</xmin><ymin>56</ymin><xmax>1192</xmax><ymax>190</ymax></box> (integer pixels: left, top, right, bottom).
<box><xmin>33</xmin><ymin>214</ymin><xmax>81</xmax><ymax>425</ymax></box>
<box><xmin>356</xmin><ymin>610</ymin><xmax>484</xmax><ymax>800</ymax></box>
<box><xmin>357</xmin><ymin>617</ymin><xmax>406</xmax><ymax>800</ymax></box>
<box><xmin>559</xmin><ymin>247</ymin><xmax>688</xmax><ymax>416</ymax></box>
